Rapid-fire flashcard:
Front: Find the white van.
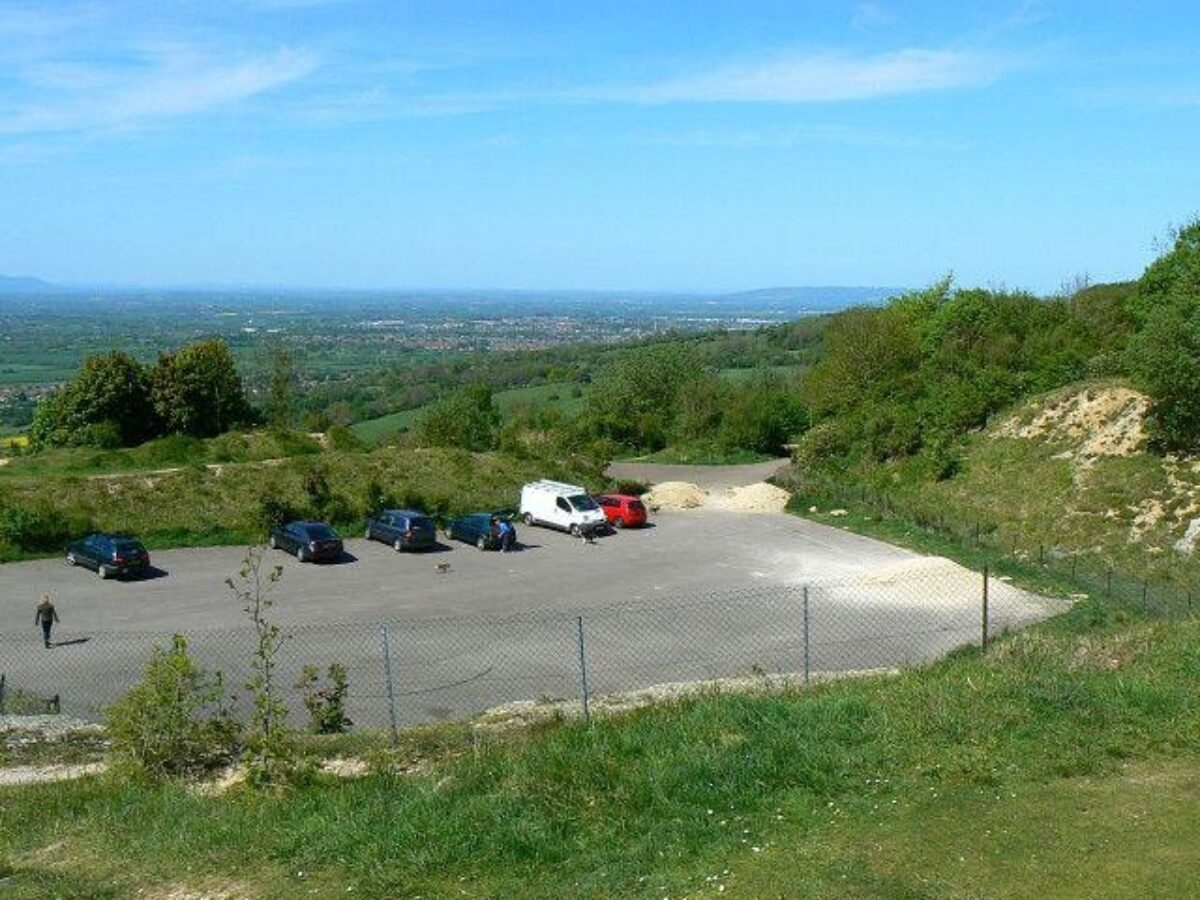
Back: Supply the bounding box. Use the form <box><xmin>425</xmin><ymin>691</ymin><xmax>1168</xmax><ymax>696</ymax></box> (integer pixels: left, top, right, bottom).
<box><xmin>519</xmin><ymin>480</ymin><xmax>607</xmax><ymax>536</ymax></box>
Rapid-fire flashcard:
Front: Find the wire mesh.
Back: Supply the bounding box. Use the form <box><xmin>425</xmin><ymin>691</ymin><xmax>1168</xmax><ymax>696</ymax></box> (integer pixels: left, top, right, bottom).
<box><xmin>0</xmin><ymin>562</ymin><xmax>1085</xmax><ymax>729</ymax></box>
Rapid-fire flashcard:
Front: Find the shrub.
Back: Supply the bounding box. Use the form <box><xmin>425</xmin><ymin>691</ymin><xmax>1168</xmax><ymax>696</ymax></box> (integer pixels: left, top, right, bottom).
<box><xmin>258</xmin><ymin>495</ymin><xmax>301</xmax><ymax>533</ymax></box>
<box><xmin>227</xmin><ymin>547</ymin><xmax>297</xmax><ymax>786</ymax></box>
<box><xmin>0</xmin><ymin>501</ymin><xmax>86</xmax><ymax>552</ymax></box>
<box><xmin>326</xmin><ymin>424</ymin><xmax>365</xmax><ymax>452</ymax></box>
<box><xmin>296</xmin><ymin>663</ymin><xmax>352</xmax><ymax>734</ymax></box>
<box><xmin>105</xmin><ymin>634</ymin><xmax>238</xmax><ymax>779</ymax></box>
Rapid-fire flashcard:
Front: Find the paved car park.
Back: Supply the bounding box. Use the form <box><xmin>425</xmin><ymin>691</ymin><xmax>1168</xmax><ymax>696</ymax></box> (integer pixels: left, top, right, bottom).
<box><xmin>0</xmin><ymin>499</ymin><xmax>1066</xmax><ymax>726</ymax></box>
<box><xmin>0</xmin><ymin>510</ymin><xmax>917</xmax><ymax>632</ymax></box>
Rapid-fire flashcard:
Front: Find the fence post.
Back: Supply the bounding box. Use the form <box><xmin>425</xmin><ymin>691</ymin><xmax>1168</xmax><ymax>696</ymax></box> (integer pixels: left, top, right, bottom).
<box><xmin>379</xmin><ymin>625</ymin><xmax>399</xmax><ymax>746</ymax></box>
<box><xmin>981</xmin><ymin>564</ymin><xmax>990</xmax><ymax>649</ymax></box>
<box><xmin>576</xmin><ymin>616</ymin><xmax>591</xmax><ymax>724</ymax></box>
<box><xmin>1106</xmin><ymin>569</ymin><xmax>1113</xmax><ymax>597</ymax></box>
<box><xmin>1142</xmin><ymin>581</ymin><xmax>1149</xmax><ymax>614</ymax></box>
<box><xmin>0</xmin><ymin>673</ymin><xmax>6</xmax><ymax>714</ymax></box>
<box><xmin>802</xmin><ymin>586</ymin><xmax>811</xmax><ymax>688</ymax></box>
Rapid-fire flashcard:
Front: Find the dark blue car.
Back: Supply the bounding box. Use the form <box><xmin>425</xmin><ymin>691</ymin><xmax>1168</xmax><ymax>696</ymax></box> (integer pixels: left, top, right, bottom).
<box><xmin>269</xmin><ymin>521</ymin><xmax>344</xmax><ymax>563</ymax></box>
<box><xmin>66</xmin><ymin>532</ymin><xmax>150</xmax><ymax>579</ymax></box>
<box><xmin>365</xmin><ymin>508</ymin><xmax>437</xmax><ymax>552</ymax></box>
<box><xmin>444</xmin><ymin>513</ymin><xmax>516</xmax><ymax>551</ymax></box>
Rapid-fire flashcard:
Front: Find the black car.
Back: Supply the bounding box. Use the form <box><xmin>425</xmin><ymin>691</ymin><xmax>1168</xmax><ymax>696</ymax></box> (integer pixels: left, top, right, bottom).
<box><xmin>66</xmin><ymin>533</ymin><xmax>151</xmax><ymax>579</ymax></box>
<box><xmin>365</xmin><ymin>508</ymin><xmax>437</xmax><ymax>552</ymax></box>
<box><xmin>269</xmin><ymin>520</ymin><xmax>344</xmax><ymax>562</ymax></box>
<box><xmin>444</xmin><ymin>513</ymin><xmax>516</xmax><ymax>551</ymax></box>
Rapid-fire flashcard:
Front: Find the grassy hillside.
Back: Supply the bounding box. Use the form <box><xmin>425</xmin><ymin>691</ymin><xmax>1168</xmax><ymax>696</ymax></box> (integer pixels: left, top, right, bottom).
<box><xmin>1</xmin><ymin>598</ymin><xmax>1197</xmax><ymax>897</ymax></box>
<box><xmin>789</xmin><ymin>379</ymin><xmax>1200</xmax><ymax>583</ymax></box>
<box><xmin>0</xmin><ymin>433</ymin><xmax>601</xmax><ymax>561</ymax></box>
<box><xmin>350</xmin><ymin>381</ymin><xmax>587</xmax><ymax>445</ymax></box>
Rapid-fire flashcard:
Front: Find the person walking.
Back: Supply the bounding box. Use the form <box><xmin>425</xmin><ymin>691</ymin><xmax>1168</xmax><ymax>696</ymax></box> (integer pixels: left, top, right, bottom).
<box><xmin>35</xmin><ymin>593</ymin><xmax>59</xmax><ymax>648</ymax></box>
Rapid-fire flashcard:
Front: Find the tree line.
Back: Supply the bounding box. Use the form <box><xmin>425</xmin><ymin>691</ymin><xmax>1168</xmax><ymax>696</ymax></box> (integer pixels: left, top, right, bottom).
<box><xmin>795</xmin><ymin>217</ymin><xmax>1200</xmax><ymax>478</ymax></box>
<box><xmin>29</xmin><ymin>339</ymin><xmax>254</xmax><ymax>449</ymax></box>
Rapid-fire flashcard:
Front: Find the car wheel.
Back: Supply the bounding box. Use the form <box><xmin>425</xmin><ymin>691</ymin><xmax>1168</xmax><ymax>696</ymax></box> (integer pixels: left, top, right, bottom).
<box><xmin>66</xmin><ymin>552</ymin><xmax>77</xmax><ymax>566</ymax></box>
<box><xmin>297</xmin><ymin>546</ymin><xmax>310</xmax><ymax>563</ymax></box>
<box><xmin>365</xmin><ymin>526</ymin><xmax>374</xmax><ymax>541</ymax></box>
<box><xmin>613</xmin><ymin>517</ymin><xmax>626</xmax><ymax>529</ymax></box>
<box><xmin>99</xmin><ymin>564</ymin><xmax>113</xmax><ymax>580</ymax></box>
<box><xmin>523</xmin><ymin>512</ymin><xmax>534</xmax><ymax>526</ymax></box>
<box><xmin>268</xmin><ymin>535</ymin><xmax>278</xmax><ymax>550</ymax></box>
<box><xmin>445</xmin><ymin>526</ymin><xmax>455</xmax><ymax>541</ymax></box>
<box><xmin>569</xmin><ymin>523</ymin><xmax>581</xmax><ymax>537</ymax></box>
<box><xmin>393</xmin><ymin>538</ymin><xmax>404</xmax><ymax>552</ymax></box>
<box><xmin>477</xmin><ymin>535</ymin><xmax>488</xmax><ymax>550</ymax></box>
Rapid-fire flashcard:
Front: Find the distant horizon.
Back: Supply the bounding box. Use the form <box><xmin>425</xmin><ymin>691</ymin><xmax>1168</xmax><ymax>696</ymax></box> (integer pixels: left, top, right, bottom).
<box><xmin>0</xmin><ymin>274</ymin><xmax>912</xmax><ymax>300</ymax></box>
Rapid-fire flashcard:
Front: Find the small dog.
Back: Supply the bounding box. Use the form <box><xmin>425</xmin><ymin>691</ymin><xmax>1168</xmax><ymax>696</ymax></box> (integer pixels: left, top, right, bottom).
<box><xmin>435</xmin><ymin>562</ymin><xmax>451</xmax><ymax>574</ymax></box>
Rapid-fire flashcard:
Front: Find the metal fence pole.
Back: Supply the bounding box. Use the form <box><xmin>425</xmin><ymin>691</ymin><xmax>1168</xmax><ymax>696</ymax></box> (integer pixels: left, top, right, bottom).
<box><xmin>576</xmin><ymin>616</ymin><xmax>591</xmax><ymax>724</ymax></box>
<box><xmin>981</xmin><ymin>564</ymin><xmax>990</xmax><ymax>649</ymax></box>
<box><xmin>802</xmin><ymin>586</ymin><xmax>811</xmax><ymax>688</ymax></box>
<box><xmin>379</xmin><ymin>624</ymin><xmax>399</xmax><ymax>745</ymax></box>
<box><xmin>0</xmin><ymin>673</ymin><xmax>6</xmax><ymax>714</ymax></box>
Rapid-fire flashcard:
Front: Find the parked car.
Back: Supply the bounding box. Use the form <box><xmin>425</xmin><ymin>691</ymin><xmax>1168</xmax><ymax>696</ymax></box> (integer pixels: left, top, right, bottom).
<box><xmin>365</xmin><ymin>508</ymin><xmax>437</xmax><ymax>552</ymax></box>
<box><xmin>66</xmin><ymin>532</ymin><xmax>150</xmax><ymax>579</ymax></box>
<box><xmin>445</xmin><ymin>513</ymin><xmax>514</xmax><ymax>551</ymax></box>
<box><xmin>595</xmin><ymin>493</ymin><xmax>649</xmax><ymax>529</ymax></box>
<box><xmin>519</xmin><ymin>480</ymin><xmax>607</xmax><ymax>536</ymax></box>
<box><xmin>269</xmin><ymin>520</ymin><xmax>344</xmax><ymax>562</ymax></box>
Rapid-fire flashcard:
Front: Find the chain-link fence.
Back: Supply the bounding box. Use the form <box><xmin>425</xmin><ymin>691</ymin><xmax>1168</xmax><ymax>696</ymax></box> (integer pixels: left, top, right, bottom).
<box><xmin>0</xmin><ymin>563</ymin><xmax>1071</xmax><ymax>730</ymax></box>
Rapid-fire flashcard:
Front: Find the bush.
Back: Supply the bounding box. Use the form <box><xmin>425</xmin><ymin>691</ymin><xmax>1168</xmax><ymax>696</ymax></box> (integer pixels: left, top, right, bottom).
<box><xmin>326</xmin><ymin>425</ymin><xmax>365</xmax><ymax>452</ymax></box>
<box><xmin>105</xmin><ymin>634</ymin><xmax>238</xmax><ymax>779</ymax></box>
<box><xmin>0</xmin><ymin>501</ymin><xmax>86</xmax><ymax>552</ymax></box>
<box><xmin>258</xmin><ymin>495</ymin><xmax>301</xmax><ymax>532</ymax></box>
<box><xmin>296</xmin><ymin>663</ymin><xmax>352</xmax><ymax>734</ymax></box>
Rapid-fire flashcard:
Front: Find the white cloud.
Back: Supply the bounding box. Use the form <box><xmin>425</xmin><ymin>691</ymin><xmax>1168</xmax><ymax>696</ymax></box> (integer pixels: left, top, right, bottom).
<box><xmin>597</xmin><ymin>48</ymin><xmax>1005</xmax><ymax>104</ymax></box>
<box><xmin>0</xmin><ymin>46</ymin><xmax>318</xmax><ymax>135</ymax></box>
<box><xmin>851</xmin><ymin>3</ymin><xmax>898</xmax><ymax>30</ymax></box>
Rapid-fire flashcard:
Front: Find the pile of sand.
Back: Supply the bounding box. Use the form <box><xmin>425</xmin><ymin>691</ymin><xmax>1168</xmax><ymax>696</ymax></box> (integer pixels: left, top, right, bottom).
<box><xmin>856</xmin><ymin>556</ymin><xmax>969</xmax><ymax>587</ymax></box>
<box><xmin>720</xmin><ymin>482</ymin><xmax>792</xmax><ymax>513</ymax></box>
<box><xmin>995</xmin><ymin>386</ymin><xmax>1148</xmax><ymax>460</ymax></box>
<box><xmin>644</xmin><ymin>481</ymin><xmax>707</xmax><ymax>509</ymax></box>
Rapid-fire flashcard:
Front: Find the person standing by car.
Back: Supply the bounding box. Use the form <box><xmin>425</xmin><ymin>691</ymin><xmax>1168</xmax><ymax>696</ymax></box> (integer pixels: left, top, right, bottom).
<box><xmin>498</xmin><ymin>517</ymin><xmax>516</xmax><ymax>552</ymax></box>
<box><xmin>35</xmin><ymin>593</ymin><xmax>59</xmax><ymax>648</ymax></box>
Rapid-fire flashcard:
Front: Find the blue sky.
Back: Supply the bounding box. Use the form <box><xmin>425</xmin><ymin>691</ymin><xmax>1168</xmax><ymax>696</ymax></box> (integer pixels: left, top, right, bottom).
<box><xmin>0</xmin><ymin>1</ymin><xmax>1197</xmax><ymax>293</ymax></box>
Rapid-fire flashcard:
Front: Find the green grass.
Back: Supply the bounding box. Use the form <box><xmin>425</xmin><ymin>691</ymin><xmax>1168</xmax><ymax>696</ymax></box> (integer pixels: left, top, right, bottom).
<box><xmin>350</xmin><ymin>381</ymin><xmax>586</xmax><ymax>445</ymax></box>
<box><xmin>2</xmin><ymin>605</ymin><xmax>1198</xmax><ymax>897</ymax></box>
<box><xmin>0</xmin><ymin>430</ymin><xmax>322</xmax><ymax>481</ymax></box>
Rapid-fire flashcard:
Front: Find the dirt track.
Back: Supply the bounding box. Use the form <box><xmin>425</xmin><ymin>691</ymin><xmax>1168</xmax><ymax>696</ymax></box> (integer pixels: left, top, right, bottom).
<box><xmin>605</xmin><ymin>458</ymin><xmax>790</xmax><ymax>490</ymax></box>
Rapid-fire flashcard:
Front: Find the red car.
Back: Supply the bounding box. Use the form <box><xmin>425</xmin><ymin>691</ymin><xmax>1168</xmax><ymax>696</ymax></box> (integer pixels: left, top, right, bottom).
<box><xmin>595</xmin><ymin>494</ymin><xmax>649</xmax><ymax>529</ymax></box>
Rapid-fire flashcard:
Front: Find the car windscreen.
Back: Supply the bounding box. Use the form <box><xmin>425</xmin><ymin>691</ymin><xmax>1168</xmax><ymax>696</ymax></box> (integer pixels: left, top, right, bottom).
<box><xmin>113</xmin><ymin>540</ymin><xmax>144</xmax><ymax>554</ymax></box>
<box><xmin>568</xmin><ymin>494</ymin><xmax>599</xmax><ymax>511</ymax></box>
<box><xmin>303</xmin><ymin>525</ymin><xmax>338</xmax><ymax>540</ymax></box>
<box><xmin>629</xmin><ymin>500</ymin><xmax>646</xmax><ymax>511</ymax></box>
<box><xmin>408</xmin><ymin>517</ymin><xmax>434</xmax><ymax>532</ymax></box>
